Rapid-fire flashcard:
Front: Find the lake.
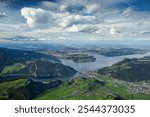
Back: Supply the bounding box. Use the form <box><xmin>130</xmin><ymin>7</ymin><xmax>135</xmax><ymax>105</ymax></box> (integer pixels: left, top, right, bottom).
<box><xmin>61</xmin><ymin>52</ymin><xmax>150</xmax><ymax>72</ymax></box>
<box><xmin>35</xmin><ymin>52</ymin><xmax>150</xmax><ymax>82</ymax></box>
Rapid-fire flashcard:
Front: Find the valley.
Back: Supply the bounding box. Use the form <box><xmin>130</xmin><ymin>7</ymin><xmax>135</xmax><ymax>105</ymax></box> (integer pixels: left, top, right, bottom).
<box><xmin>0</xmin><ymin>44</ymin><xmax>150</xmax><ymax>100</ymax></box>
<box><xmin>1</xmin><ymin>0</ymin><xmax>150</xmax><ymax>101</ymax></box>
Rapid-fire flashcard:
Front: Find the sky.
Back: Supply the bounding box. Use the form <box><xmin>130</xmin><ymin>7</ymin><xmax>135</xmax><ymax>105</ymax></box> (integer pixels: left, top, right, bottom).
<box><xmin>0</xmin><ymin>0</ymin><xmax>150</xmax><ymax>42</ymax></box>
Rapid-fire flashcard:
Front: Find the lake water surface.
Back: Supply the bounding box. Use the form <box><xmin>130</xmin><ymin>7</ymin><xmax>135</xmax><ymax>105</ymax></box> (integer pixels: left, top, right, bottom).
<box><xmin>61</xmin><ymin>52</ymin><xmax>150</xmax><ymax>72</ymax></box>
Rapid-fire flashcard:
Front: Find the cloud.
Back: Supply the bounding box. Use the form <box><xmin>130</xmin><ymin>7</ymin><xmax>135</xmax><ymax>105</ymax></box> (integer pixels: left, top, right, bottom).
<box><xmin>21</xmin><ymin>7</ymin><xmax>101</xmax><ymax>32</ymax></box>
<box><xmin>21</xmin><ymin>7</ymin><xmax>51</xmax><ymax>28</ymax></box>
<box><xmin>140</xmin><ymin>31</ymin><xmax>150</xmax><ymax>34</ymax></box>
<box><xmin>123</xmin><ymin>7</ymin><xmax>134</xmax><ymax>17</ymax></box>
<box><xmin>56</xmin><ymin>0</ymin><xmax>127</xmax><ymax>15</ymax></box>
<box><xmin>40</xmin><ymin>1</ymin><xmax>58</xmax><ymax>11</ymax></box>
<box><xmin>110</xmin><ymin>27</ymin><xmax>121</xmax><ymax>35</ymax></box>
<box><xmin>0</xmin><ymin>11</ymin><xmax>7</xmax><ymax>18</ymax></box>
<box><xmin>58</xmin><ymin>1</ymin><xmax>101</xmax><ymax>14</ymax></box>
<box><xmin>1</xmin><ymin>0</ymin><xmax>150</xmax><ymax>41</ymax></box>
<box><xmin>85</xmin><ymin>4</ymin><xmax>101</xmax><ymax>14</ymax></box>
<box><xmin>66</xmin><ymin>24</ymin><xmax>98</xmax><ymax>33</ymax></box>
<box><xmin>56</xmin><ymin>13</ymin><xmax>99</xmax><ymax>28</ymax></box>
<box><xmin>3</xmin><ymin>36</ymin><xmax>37</xmax><ymax>41</ymax></box>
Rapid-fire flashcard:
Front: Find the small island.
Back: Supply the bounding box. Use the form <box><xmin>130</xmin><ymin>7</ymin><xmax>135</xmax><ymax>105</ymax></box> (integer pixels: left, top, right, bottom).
<box><xmin>66</xmin><ymin>54</ymin><xmax>96</xmax><ymax>63</ymax></box>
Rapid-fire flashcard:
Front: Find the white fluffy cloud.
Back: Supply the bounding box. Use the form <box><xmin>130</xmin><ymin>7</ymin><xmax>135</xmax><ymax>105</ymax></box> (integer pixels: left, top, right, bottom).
<box><xmin>21</xmin><ymin>7</ymin><xmax>100</xmax><ymax>31</ymax></box>
<box><xmin>18</xmin><ymin>0</ymin><xmax>150</xmax><ymax>40</ymax></box>
<box><xmin>21</xmin><ymin>7</ymin><xmax>51</xmax><ymax>28</ymax></box>
<box><xmin>56</xmin><ymin>14</ymin><xmax>98</xmax><ymax>28</ymax></box>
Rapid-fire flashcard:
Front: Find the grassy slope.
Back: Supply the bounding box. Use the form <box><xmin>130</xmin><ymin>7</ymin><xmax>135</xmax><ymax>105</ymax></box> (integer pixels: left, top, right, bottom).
<box><xmin>0</xmin><ymin>76</ymin><xmax>149</xmax><ymax>100</ymax></box>
<box><xmin>0</xmin><ymin>63</ymin><xmax>25</xmax><ymax>75</ymax></box>
<box><xmin>35</xmin><ymin>76</ymin><xmax>150</xmax><ymax>100</ymax></box>
<box><xmin>0</xmin><ymin>79</ymin><xmax>27</xmax><ymax>99</ymax></box>
<box><xmin>35</xmin><ymin>77</ymin><xmax>111</xmax><ymax>100</ymax></box>
<box><xmin>99</xmin><ymin>76</ymin><xmax>150</xmax><ymax>100</ymax></box>
<box><xmin>0</xmin><ymin>60</ymin><xmax>76</xmax><ymax>77</ymax></box>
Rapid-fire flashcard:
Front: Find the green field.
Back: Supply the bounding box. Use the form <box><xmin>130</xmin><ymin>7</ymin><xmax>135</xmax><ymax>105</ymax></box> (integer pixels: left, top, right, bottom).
<box><xmin>0</xmin><ymin>63</ymin><xmax>25</xmax><ymax>75</ymax></box>
<box><xmin>35</xmin><ymin>76</ymin><xmax>150</xmax><ymax>100</ymax></box>
<box><xmin>35</xmin><ymin>77</ymin><xmax>114</xmax><ymax>100</ymax></box>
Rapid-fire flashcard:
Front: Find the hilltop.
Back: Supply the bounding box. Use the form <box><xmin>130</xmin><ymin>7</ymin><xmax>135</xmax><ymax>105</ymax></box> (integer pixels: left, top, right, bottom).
<box><xmin>0</xmin><ymin>47</ymin><xmax>60</xmax><ymax>72</ymax></box>
<box><xmin>0</xmin><ymin>47</ymin><xmax>76</xmax><ymax>80</ymax></box>
<box><xmin>0</xmin><ymin>60</ymin><xmax>76</xmax><ymax>78</ymax></box>
<box><xmin>98</xmin><ymin>57</ymin><xmax>150</xmax><ymax>82</ymax></box>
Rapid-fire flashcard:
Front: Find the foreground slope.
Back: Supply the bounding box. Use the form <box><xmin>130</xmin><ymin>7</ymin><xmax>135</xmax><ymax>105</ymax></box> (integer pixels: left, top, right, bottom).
<box><xmin>35</xmin><ymin>77</ymin><xmax>150</xmax><ymax>100</ymax></box>
<box><xmin>1</xmin><ymin>76</ymin><xmax>150</xmax><ymax>100</ymax></box>
<box><xmin>0</xmin><ymin>79</ymin><xmax>62</xmax><ymax>100</ymax></box>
